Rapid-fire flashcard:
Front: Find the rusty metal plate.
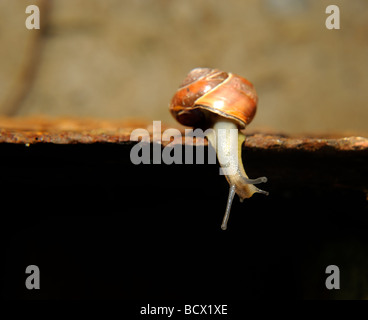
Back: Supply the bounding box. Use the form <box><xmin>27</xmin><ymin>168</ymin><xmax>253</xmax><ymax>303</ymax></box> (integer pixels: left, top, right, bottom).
<box><xmin>0</xmin><ymin>117</ymin><xmax>367</xmax><ymax>153</ymax></box>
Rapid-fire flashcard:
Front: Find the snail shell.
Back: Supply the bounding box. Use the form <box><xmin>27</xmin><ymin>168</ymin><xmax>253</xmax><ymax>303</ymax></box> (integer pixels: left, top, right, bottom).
<box><xmin>169</xmin><ymin>68</ymin><xmax>258</xmax><ymax>129</ymax></box>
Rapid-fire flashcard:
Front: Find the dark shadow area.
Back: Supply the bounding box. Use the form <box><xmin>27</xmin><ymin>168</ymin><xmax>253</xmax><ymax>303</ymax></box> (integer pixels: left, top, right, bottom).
<box><xmin>1</xmin><ymin>142</ymin><xmax>367</xmax><ymax>299</ymax></box>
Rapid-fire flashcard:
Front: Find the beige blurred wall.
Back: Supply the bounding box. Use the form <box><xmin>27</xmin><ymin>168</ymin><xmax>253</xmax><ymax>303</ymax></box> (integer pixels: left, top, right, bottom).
<box><xmin>0</xmin><ymin>0</ymin><xmax>367</xmax><ymax>134</ymax></box>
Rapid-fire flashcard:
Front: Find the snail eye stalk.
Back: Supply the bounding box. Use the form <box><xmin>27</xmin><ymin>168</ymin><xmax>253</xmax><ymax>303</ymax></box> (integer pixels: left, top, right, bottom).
<box><xmin>221</xmin><ymin>184</ymin><xmax>236</xmax><ymax>230</ymax></box>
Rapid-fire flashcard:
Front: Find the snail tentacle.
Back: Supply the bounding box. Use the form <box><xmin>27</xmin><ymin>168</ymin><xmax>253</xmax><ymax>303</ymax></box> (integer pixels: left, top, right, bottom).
<box><xmin>221</xmin><ymin>184</ymin><xmax>236</xmax><ymax>230</ymax></box>
<box><xmin>238</xmin><ymin>171</ymin><xmax>268</xmax><ymax>185</ymax></box>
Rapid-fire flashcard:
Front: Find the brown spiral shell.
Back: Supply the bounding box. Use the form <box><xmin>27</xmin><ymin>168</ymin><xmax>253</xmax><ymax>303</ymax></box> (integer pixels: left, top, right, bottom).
<box><xmin>169</xmin><ymin>68</ymin><xmax>258</xmax><ymax>129</ymax></box>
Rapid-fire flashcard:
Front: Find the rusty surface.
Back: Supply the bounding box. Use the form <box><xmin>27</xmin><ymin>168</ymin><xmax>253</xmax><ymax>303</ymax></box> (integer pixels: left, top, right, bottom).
<box><xmin>0</xmin><ymin>116</ymin><xmax>367</xmax><ymax>152</ymax></box>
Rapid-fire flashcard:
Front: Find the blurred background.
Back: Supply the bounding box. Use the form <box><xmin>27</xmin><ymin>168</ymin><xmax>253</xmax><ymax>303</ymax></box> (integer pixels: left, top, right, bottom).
<box><xmin>0</xmin><ymin>0</ymin><xmax>367</xmax><ymax>135</ymax></box>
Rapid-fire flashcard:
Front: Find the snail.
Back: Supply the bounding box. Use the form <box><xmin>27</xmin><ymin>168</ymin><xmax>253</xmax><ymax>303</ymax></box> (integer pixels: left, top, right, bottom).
<box><xmin>169</xmin><ymin>67</ymin><xmax>268</xmax><ymax>230</ymax></box>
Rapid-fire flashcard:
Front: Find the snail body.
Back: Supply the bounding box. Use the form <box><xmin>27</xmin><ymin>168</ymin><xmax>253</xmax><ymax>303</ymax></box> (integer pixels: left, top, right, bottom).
<box><xmin>170</xmin><ymin>68</ymin><xmax>268</xmax><ymax>230</ymax></box>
